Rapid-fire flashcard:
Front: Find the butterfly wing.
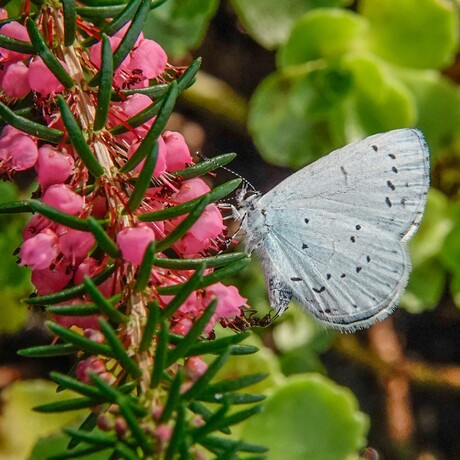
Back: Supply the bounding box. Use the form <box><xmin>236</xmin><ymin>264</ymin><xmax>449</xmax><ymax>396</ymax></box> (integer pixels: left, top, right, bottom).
<box><xmin>247</xmin><ymin>129</ymin><xmax>429</xmax><ymax>330</ymax></box>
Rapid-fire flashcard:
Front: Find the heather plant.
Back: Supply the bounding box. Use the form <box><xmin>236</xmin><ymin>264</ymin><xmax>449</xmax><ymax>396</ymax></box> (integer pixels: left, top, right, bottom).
<box><xmin>0</xmin><ymin>1</ymin><xmax>270</xmax><ymax>458</ymax></box>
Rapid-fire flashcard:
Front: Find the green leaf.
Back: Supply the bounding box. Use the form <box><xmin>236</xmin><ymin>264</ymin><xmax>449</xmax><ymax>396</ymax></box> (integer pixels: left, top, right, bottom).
<box><xmin>402</xmin><ymin>259</ymin><xmax>445</xmax><ymax>313</ymax></box>
<box><xmin>57</xmin><ymin>96</ymin><xmax>105</xmax><ymax>177</ymax></box>
<box><xmin>120</xmin><ymin>82</ymin><xmax>178</xmax><ymax>172</ymax></box>
<box><xmin>151</xmin><ymin>319</ymin><xmax>169</xmax><ymax>388</ymax></box>
<box><xmin>278</xmin><ymin>8</ymin><xmax>368</xmax><ymax>67</ymax></box>
<box><xmin>152</xmin><ymin>252</ymin><xmax>247</xmax><ymax>270</ymax></box>
<box><xmin>18</xmin><ymin>343</ymin><xmax>78</xmax><ymax>358</ymax></box>
<box><xmin>0</xmin><ymin>101</ymin><xmax>63</xmax><ymax>143</ymax></box>
<box><xmin>230</xmin><ymin>0</ymin><xmax>352</xmax><ymax>50</ymax></box>
<box><xmin>170</xmin><ymin>152</ymin><xmax>237</xmax><ymax>179</ymax></box>
<box><xmin>93</xmin><ymin>35</ymin><xmax>114</xmax><ymax>131</ymax></box>
<box><xmin>185</xmin><ymin>331</ymin><xmax>250</xmax><ymax>356</ymax></box>
<box><xmin>240</xmin><ymin>375</ymin><xmax>368</xmax><ymax>460</ymax></box>
<box><xmin>166</xmin><ymin>299</ymin><xmax>218</xmax><ymax>366</ymax></box>
<box><xmin>198</xmin><ymin>373</ymin><xmax>268</xmax><ymax>398</ymax></box>
<box><xmin>165</xmin><ymin>406</ymin><xmax>185</xmax><ymax>460</ymax></box>
<box><xmin>200</xmin><ymin>435</ymin><xmax>268</xmax><ymax>454</ymax></box>
<box><xmin>248</xmin><ymin>66</ymin><xmax>351</xmax><ymax>168</ymax></box>
<box><xmin>46</xmin><ymin>295</ymin><xmax>121</xmax><ymax>317</ymax></box>
<box><xmin>344</xmin><ymin>53</ymin><xmax>416</xmax><ymax>133</ymax></box>
<box><xmin>360</xmin><ymin>0</ymin><xmax>459</xmax><ymax>69</ymax></box>
<box><xmin>138</xmin><ymin>178</ymin><xmax>241</xmax><ymax>222</ymax></box>
<box><xmin>98</xmin><ymin>318</ymin><xmax>142</xmax><ymax>379</ymax></box>
<box><xmin>139</xmin><ymin>301</ymin><xmax>159</xmax><ymax>351</ymax></box>
<box><xmin>25</xmin><ymin>264</ymin><xmax>115</xmax><ymax>305</ymax></box>
<box><xmin>87</xmin><ymin>217</ymin><xmax>121</xmax><ymax>257</ymax></box>
<box><xmin>134</xmin><ymin>241</ymin><xmax>156</xmax><ymax>292</ymax></box>
<box><xmin>144</xmin><ymin>0</ymin><xmax>219</xmax><ymax>58</ymax></box>
<box><xmin>127</xmin><ymin>142</ymin><xmax>159</xmax><ymax>211</ymax></box>
<box><xmin>159</xmin><ymin>370</ymin><xmax>183</xmax><ymax>423</ymax></box>
<box><xmin>83</xmin><ymin>276</ymin><xmax>129</xmax><ymax>323</ymax></box>
<box><xmin>0</xmin><ymin>31</ymin><xmax>34</xmax><ymax>54</ymax></box>
<box><xmin>62</xmin><ymin>0</ymin><xmax>77</xmax><ymax>46</ymax></box>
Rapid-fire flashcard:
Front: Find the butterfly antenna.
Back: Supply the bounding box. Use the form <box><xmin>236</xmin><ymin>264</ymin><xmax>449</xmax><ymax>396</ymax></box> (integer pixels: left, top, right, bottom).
<box><xmin>195</xmin><ymin>152</ymin><xmax>257</xmax><ymax>193</ymax></box>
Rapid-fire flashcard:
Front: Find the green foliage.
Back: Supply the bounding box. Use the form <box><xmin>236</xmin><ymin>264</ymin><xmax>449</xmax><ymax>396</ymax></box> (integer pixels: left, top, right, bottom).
<box><xmin>144</xmin><ymin>0</ymin><xmax>219</xmax><ymax>58</ymax></box>
<box><xmin>240</xmin><ymin>375</ymin><xmax>369</xmax><ymax>460</ymax></box>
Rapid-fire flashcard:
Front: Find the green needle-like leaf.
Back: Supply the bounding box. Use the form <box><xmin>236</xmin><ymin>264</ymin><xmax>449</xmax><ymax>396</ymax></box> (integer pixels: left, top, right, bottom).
<box><xmin>26</xmin><ymin>18</ymin><xmax>75</xmax><ymax>89</ymax></box>
<box><xmin>35</xmin><ymin>396</ymin><xmax>105</xmax><ymax>413</ymax></box>
<box><xmin>159</xmin><ymin>370</ymin><xmax>183</xmax><ymax>423</ymax></box>
<box><xmin>64</xmin><ymin>427</ymin><xmax>117</xmax><ymax>446</ymax></box>
<box><xmin>152</xmin><ymin>252</ymin><xmax>247</xmax><ymax>270</ymax></box>
<box><xmin>155</xmin><ymin>196</ymin><xmax>209</xmax><ymax>252</ymax></box>
<box><xmin>139</xmin><ymin>301</ymin><xmax>159</xmax><ymax>352</ymax></box>
<box><xmin>198</xmin><ymin>373</ymin><xmax>269</xmax><ymax>399</ymax></box>
<box><xmin>139</xmin><ymin>178</ymin><xmax>241</xmax><ymax>222</ymax></box>
<box><xmin>87</xmin><ymin>217</ymin><xmax>121</xmax><ymax>257</ymax></box>
<box><xmin>17</xmin><ymin>343</ymin><xmax>78</xmax><ymax>357</ymax></box>
<box><xmin>171</xmin><ymin>153</ymin><xmax>237</xmax><ymax>180</ymax></box>
<box><xmin>166</xmin><ymin>299</ymin><xmax>218</xmax><ymax>366</ymax></box>
<box><xmin>62</xmin><ymin>0</ymin><xmax>77</xmax><ymax>46</ymax></box>
<box><xmin>94</xmin><ymin>35</ymin><xmax>114</xmax><ymax>131</ymax></box>
<box><xmin>157</xmin><ymin>258</ymin><xmax>250</xmax><ymax>295</ymax></box>
<box><xmin>182</xmin><ymin>349</ymin><xmax>231</xmax><ymax>401</ymax></box>
<box><xmin>151</xmin><ymin>319</ymin><xmax>169</xmax><ymax>389</ymax></box>
<box><xmin>127</xmin><ymin>142</ymin><xmax>159</xmax><ymax>211</ymax></box>
<box><xmin>200</xmin><ymin>435</ymin><xmax>268</xmax><ymax>454</ymax></box>
<box><xmin>57</xmin><ymin>95</ymin><xmax>105</xmax><ymax>177</ymax></box>
<box><xmin>76</xmin><ymin>5</ymin><xmax>125</xmax><ymax>18</ymax></box>
<box><xmin>68</xmin><ymin>412</ymin><xmax>98</xmax><ymax>449</ymax></box>
<box><xmin>25</xmin><ymin>264</ymin><xmax>115</xmax><ymax>305</ymax></box>
<box><xmin>84</xmin><ymin>277</ymin><xmax>128</xmax><ymax>323</ymax></box>
<box><xmin>0</xmin><ymin>33</ymin><xmax>34</xmax><ymax>54</ymax></box>
<box><xmin>120</xmin><ymin>82</ymin><xmax>178</xmax><ymax>172</ymax></box>
<box><xmin>46</xmin><ymin>321</ymin><xmax>114</xmax><ymax>357</ymax></box>
<box><xmin>134</xmin><ymin>241</ymin><xmax>155</xmax><ymax>292</ymax></box>
<box><xmin>165</xmin><ymin>406</ymin><xmax>185</xmax><ymax>460</ymax></box>
<box><xmin>161</xmin><ymin>265</ymin><xmax>205</xmax><ymax>319</ymax></box>
<box><xmin>177</xmin><ymin>57</ymin><xmax>202</xmax><ymax>92</ymax></box>
<box><xmin>114</xmin><ymin>443</ymin><xmax>140</xmax><ymax>460</ymax></box>
<box><xmin>188</xmin><ymin>401</ymin><xmax>231</xmax><ymax>435</ymax></box>
<box><xmin>83</xmin><ymin>0</ymin><xmax>142</xmax><ymax>48</ymax></box>
<box><xmin>0</xmin><ymin>101</ymin><xmax>63</xmax><ymax>143</ymax></box>
<box><xmin>48</xmin><ymin>444</ymin><xmax>110</xmax><ymax>459</ymax></box>
<box><xmin>185</xmin><ymin>331</ymin><xmax>250</xmax><ymax>356</ymax></box>
<box><xmin>49</xmin><ymin>371</ymin><xmax>106</xmax><ymax>400</ymax></box>
<box><xmin>98</xmin><ymin>318</ymin><xmax>142</xmax><ymax>379</ymax></box>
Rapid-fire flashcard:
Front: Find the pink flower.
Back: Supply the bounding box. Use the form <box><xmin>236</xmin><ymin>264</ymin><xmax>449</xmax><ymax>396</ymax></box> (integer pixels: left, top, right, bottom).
<box><xmin>35</xmin><ymin>145</ymin><xmax>74</xmax><ymax>189</ymax></box>
<box><xmin>23</xmin><ymin>215</ymin><xmax>52</xmax><ymax>240</ymax></box>
<box><xmin>59</xmin><ymin>228</ymin><xmax>95</xmax><ymax>260</ymax></box>
<box><xmin>28</xmin><ymin>57</ymin><xmax>67</xmax><ymax>95</ymax></box>
<box><xmin>43</xmin><ymin>184</ymin><xmax>84</xmax><ymax>215</ymax></box>
<box><xmin>19</xmin><ymin>229</ymin><xmax>59</xmax><ymax>270</ymax></box>
<box><xmin>206</xmin><ymin>283</ymin><xmax>247</xmax><ymax>319</ymax></box>
<box><xmin>155</xmin><ymin>424</ymin><xmax>173</xmax><ymax>443</ymax></box>
<box><xmin>172</xmin><ymin>178</ymin><xmax>210</xmax><ymax>203</ymax></box>
<box><xmin>76</xmin><ymin>356</ymin><xmax>107</xmax><ymax>383</ymax></box>
<box><xmin>31</xmin><ymin>263</ymin><xmax>73</xmax><ymax>295</ymax></box>
<box><xmin>185</xmin><ymin>356</ymin><xmax>208</xmax><ymax>381</ymax></box>
<box><xmin>127</xmin><ymin>135</ymin><xmax>167</xmax><ymax>177</ymax></box>
<box><xmin>163</xmin><ymin>131</ymin><xmax>192</xmax><ymax>172</ymax></box>
<box><xmin>2</xmin><ymin>61</ymin><xmax>31</xmax><ymax>98</ymax></box>
<box><xmin>0</xmin><ymin>22</ymin><xmax>30</xmax><ymax>61</ymax></box>
<box><xmin>117</xmin><ymin>225</ymin><xmax>156</xmax><ymax>265</ymax></box>
<box><xmin>127</xmin><ymin>39</ymin><xmax>167</xmax><ymax>79</ymax></box>
<box><xmin>0</xmin><ymin>126</ymin><xmax>38</xmax><ymax>171</ymax></box>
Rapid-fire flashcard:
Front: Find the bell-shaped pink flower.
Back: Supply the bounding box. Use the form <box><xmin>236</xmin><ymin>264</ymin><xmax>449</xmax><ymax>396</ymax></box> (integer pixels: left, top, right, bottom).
<box><xmin>127</xmin><ymin>135</ymin><xmax>167</xmax><ymax>177</ymax></box>
<box><xmin>19</xmin><ymin>229</ymin><xmax>59</xmax><ymax>270</ymax></box>
<box><xmin>128</xmin><ymin>39</ymin><xmax>167</xmax><ymax>79</ymax></box>
<box><xmin>172</xmin><ymin>178</ymin><xmax>210</xmax><ymax>203</ymax></box>
<box><xmin>59</xmin><ymin>228</ymin><xmax>95</xmax><ymax>260</ymax></box>
<box><xmin>22</xmin><ymin>215</ymin><xmax>52</xmax><ymax>241</ymax></box>
<box><xmin>43</xmin><ymin>184</ymin><xmax>84</xmax><ymax>215</ymax></box>
<box><xmin>163</xmin><ymin>131</ymin><xmax>192</xmax><ymax>172</ymax></box>
<box><xmin>28</xmin><ymin>57</ymin><xmax>67</xmax><ymax>95</ymax></box>
<box><xmin>185</xmin><ymin>356</ymin><xmax>208</xmax><ymax>381</ymax></box>
<box><xmin>35</xmin><ymin>145</ymin><xmax>74</xmax><ymax>189</ymax></box>
<box><xmin>117</xmin><ymin>225</ymin><xmax>156</xmax><ymax>265</ymax></box>
<box><xmin>2</xmin><ymin>61</ymin><xmax>31</xmax><ymax>98</ymax></box>
<box><xmin>31</xmin><ymin>263</ymin><xmax>73</xmax><ymax>295</ymax></box>
<box><xmin>0</xmin><ymin>126</ymin><xmax>38</xmax><ymax>171</ymax></box>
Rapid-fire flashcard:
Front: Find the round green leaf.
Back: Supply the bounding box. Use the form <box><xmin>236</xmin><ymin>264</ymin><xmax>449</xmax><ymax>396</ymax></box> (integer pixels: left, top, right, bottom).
<box><xmin>397</xmin><ymin>69</ymin><xmax>460</xmax><ymax>157</ymax></box>
<box><xmin>278</xmin><ymin>9</ymin><xmax>368</xmax><ymax>67</ymax></box>
<box><xmin>360</xmin><ymin>0</ymin><xmax>459</xmax><ymax>69</ymax></box>
<box><xmin>344</xmin><ymin>53</ymin><xmax>416</xmax><ymax>133</ymax></box>
<box><xmin>240</xmin><ymin>374</ymin><xmax>369</xmax><ymax>460</ymax></box>
<box><xmin>144</xmin><ymin>0</ymin><xmax>219</xmax><ymax>58</ymax></box>
<box><xmin>230</xmin><ymin>0</ymin><xmax>352</xmax><ymax>50</ymax></box>
<box><xmin>402</xmin><ymin>259</ymin><xmax>445</xmax><ymax>313</ymax></box>
<box><xmin>248</xmin><ymin>66</ymin><xmax>352</xmax><ymax>168</ymax></box>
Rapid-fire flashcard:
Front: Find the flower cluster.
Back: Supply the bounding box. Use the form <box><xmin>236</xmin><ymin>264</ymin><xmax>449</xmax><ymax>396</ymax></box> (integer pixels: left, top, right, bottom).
<box><xmin>0</xmin><ymin>12</ymin><xmax>247</xmax><ymax>370</ymax></box>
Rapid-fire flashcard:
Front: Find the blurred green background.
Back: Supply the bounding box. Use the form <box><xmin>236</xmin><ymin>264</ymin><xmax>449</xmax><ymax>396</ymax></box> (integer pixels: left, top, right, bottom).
<box><xmin>1</xmin><ymin>1</ymin><xmax>460</xmax><ymax>459</ymax></box>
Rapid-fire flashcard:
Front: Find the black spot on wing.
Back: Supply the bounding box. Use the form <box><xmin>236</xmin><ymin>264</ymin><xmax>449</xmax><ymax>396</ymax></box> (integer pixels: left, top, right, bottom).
<box><xmin>372</xmin><ymin>145</ymin><xmax>378</xmax><ymax>152</ymax></box>
<box><xmin>392</xmin><ymin>166</ymin><xmax>398</xmax><ymax>174</ymax></box>
<box><xmin>302</xmin><ymin>243</ymin><xmax>308</xmax><ymax>249</ymax></box>
<box><xmin>388</xmin><ymin>153</ymin><xmax>396</xmax><ymax>160</ymax></box>
<box><xmin>387</xmin><ymin>180</ymin><xmax>396</xmax><ymax>191</ymax></box>
<box><xmin>355</xmin><ymin>225</ymin><xmax>361</xmax><ymax>230</ymax></box>
<box><xmin>356</xmin><ymin>266</ymin><xmax>362</xmax><ymax>273</ymax></box>
<box><xmin>326</xmin><ymin>274</ymin><xmax>331</xmax><ymax>280</ymax></box>
<box><xmin>385</xmin><ymin>197</ymin><xmax>392</xmax><ymax>207</ymax></box>
<box><xmin>313</xmin><ymin>286</ymin><xmax>326</xmax><ymax>293</ymax></box>
<box><xmin>290</xmin><ymin>277</ymin><xmax>303</xmax><ymax>282</ymax></box>
<box><xmin>304</xmin><ymin>218</ymin><xmax>309</xmax><ymax>224</ymax></box>
<box><xmin>350</xmin><ymin>236</ymin><xmax>356</xmax><ymax>243</ymax></box>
